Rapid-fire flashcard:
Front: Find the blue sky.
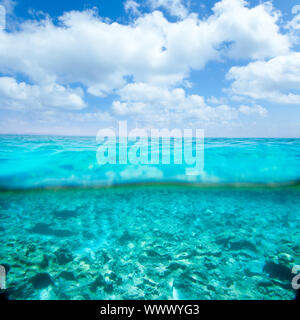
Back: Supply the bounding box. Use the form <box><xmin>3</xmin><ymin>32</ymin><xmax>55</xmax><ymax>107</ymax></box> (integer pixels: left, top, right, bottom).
<box><xmin>0</xmin><ymin>0</ymin><xmax>299</xmax><ymax>137</ymax></box>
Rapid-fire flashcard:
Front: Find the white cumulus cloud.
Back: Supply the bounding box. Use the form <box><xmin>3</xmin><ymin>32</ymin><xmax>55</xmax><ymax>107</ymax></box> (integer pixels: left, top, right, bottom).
<box><xmin>124</xmin><ymin>0</ymin><xmax>140</xmax><ymax>15</ymax></box>
<box><xmin>239</xmin><ymin>104</ymin><xmax>267</xmax><ymax>117</ymax></box>
<box><xmin>112</xmin><ymin>82</ymin><xmax>239</xmax><ymax>126</ymax></box>
<box><xmin>0</xmin><ymin>77</ymin><xmax>85</xmax><ymax>110</ymax></box>
<box><xmin>227</xmin><ymin>52</ymin><xmax>300</xmax><ymax>104</ymax></box>
<box><xmin>0</xmin><ymin>0</ymin><xmax>291</xmax><ymax>98</ymax></box>
<box><xmin>148</xmin><ymin>0</ymin><xmax>188</xmax><ymax>19</ymax></box>
<box><xmin>0</xmin><ymin>0</ymin><xmax>296</xmax><ymax>134</ymax></box>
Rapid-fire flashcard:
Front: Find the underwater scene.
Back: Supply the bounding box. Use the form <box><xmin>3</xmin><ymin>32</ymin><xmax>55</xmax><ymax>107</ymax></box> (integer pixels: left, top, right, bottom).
<box><xmin>0</xmin><ymin>136</ymin><xmax>300</xmax><ymax>300</ymax></box>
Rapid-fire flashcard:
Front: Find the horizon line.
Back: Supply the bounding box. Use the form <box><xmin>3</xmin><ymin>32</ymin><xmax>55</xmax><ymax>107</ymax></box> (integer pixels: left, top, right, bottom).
<box><xmin>0</xmin><ymin>133</ymin><xmax>299</xmax><ymax>139</ymax></box>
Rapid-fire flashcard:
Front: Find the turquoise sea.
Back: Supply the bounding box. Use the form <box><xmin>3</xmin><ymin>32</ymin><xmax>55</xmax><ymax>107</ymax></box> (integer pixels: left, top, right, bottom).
<box><xmin>0</xmin><ymin>135</ymin><xmax>300</xmax><ymax>299</ymax></box>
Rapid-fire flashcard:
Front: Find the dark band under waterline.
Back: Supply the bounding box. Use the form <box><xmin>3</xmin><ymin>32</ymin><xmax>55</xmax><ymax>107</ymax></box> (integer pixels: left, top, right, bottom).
<box><xmin>1</xmin><ymin>180</ymin><xmax>300</xmax><ymax>192</ymax></box>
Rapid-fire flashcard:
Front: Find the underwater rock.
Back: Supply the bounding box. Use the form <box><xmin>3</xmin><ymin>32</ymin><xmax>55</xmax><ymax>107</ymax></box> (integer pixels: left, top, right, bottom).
<box><xmin>163</xmin><ymin>262</ymin><xmax>187</xmax><ymax>277</ymax></box>
<box><xmin>146</xmin><ymin>249</ymin><xmax>160</xmax><ymax>257</ymax></box>
<box><xmin>292</xmin><ymin>244</ymin><xmax>300</xmax><ymax>255</ymax></box>
<box><xmin>82</xmin><ymin>230</ymin><xmax>95</xmax><ymax>240</ymax></box>
<box><xmin>277</xmin><ymin>253</ymin><xmax>294</xmax><ymax>265</ymax></box>
<box><xmin>204</xmin><ymin>257</ymin><xmax>218</xmax><ymax>270</ymax></box>
<box><xmin>263</xmin><ymin>254</ymin><xmax>293</xmax><ymax>282</ymax></box>
<box><xmin>29</xmin><ymin>223</ymin><xmax>75</xmax><ymax>238</ymax></box>
<box><xmin>145</xmin><ymin>249</ymin><xmax>172</xmax><ymax>262</ymax></box>
<box><xmin>52</xmin><ymin>209</ymin><xmax>77</xmax><ymax>219</ymax></box>
<box><xmin>122</xmin><ymin>286</ymin><xmax>144</xmax><ymax>300</ymax></box>
<box><xmin>173</xmin><ymin>273</ymin><xmax>207</xmax><ymax>299</ymax></box>
<box><xmin>215</xmin><ymin>232</ymin><xmax>234</xmax><ymax>247</ymax></box>
<box><xmin>258</xmin><ymin>279</ymin><xmax>274</xmax><ymax>288</ymax></box>
<box><xmin>30</xmin><ymin>273</ymin><xmax>54</xmax><ymax>289</ymax></box>
<box><xmin>167</xmin><ymin>262</ymin><xmax>187</xmax><ymax>272</ymax></box>
<box><xmin>244</xmin><ymin>261</ymin><xmax>264</xmax><ymax>277</ymax></box>
<box><xmin>60</xmin><ymin>271</ymin><xmax>76</xmax><ymax>281</ymax></box>
<box><xmin>175</xmin><ymin>250</ymin><xmax>198</xmax><ymax>260</ymax></box>
<box><xmin>118</xmin><ymin>231</ymin><xmax>135</xmax><ymax>243</ymax></box>
<box><xmin>9</xmin><ymin>282</ymin><xmax>35</xmax><ymax>299</ymax></box>
<box><xmin>193</xmin><ymin>270</ymin><xmax>208</xmax><ymax>282</ymax></box>
<box><xmin>52</xmin><ymin>228</ymin><xmax>75</xmax><ymax>238</ymax></box>
<box><xmin>206</xmin><ymin>248</ymin><xmax>222</xmax><ymax>258</ymax></box>
<box><xmin>25</xmin><ymin>243</ymin><xmax>37</xmax><ymax>256</ymax></box>
<box><xmin>229</xmin><ymin>239</ymin><xmax>257</xmax><ymax>252</ymax></box>
<box><xmin>104</xmin><ymin>281</ymin><xmax>114</xmax><ymax>294</ymax></box>
<box><xmin>89</xmin><ymin>274</ymin><xmax>115</xmax><ymax>294</ymax></box>
<box><xmin>144</xmin><ymin>286</ymin><xmax>159</xmax><ymax>298</ymax></box>
<box><xmin>106</xmin><ymin>271</ymin><xmax>122</xmax><ymax>285</ymax></box>
<box><xmin>96</xmin><ymin>249</ymin><xmax>111</xmax><ymax>264</ymax></box>
<box><xmin>55</xmin><ymin>248</ymin><xmax>73</xmax><ymax>265</ymax></box>
<box><xmin>206</xmin><ymin>280</ymin><xmax>221</xmax><ymax>294</ymax></box>
<box><xmin>178</xmin><ymin>270</ymin><xmax>207</xmax><ymax>285</ymax></box>
<box><xmin>146</xmin><ymin>249</ymin><xmax>167</xmax><ymax>258</ymax></box>
<box><xmin>39</xmin><ymin>254</ymin><xmax>51</xmax><ymax>268</ymax></box>
<box><xmin>90</xmin><ymin>274</ymin><xmax>106</xmax><ymax>292</ymax></box>
<box><xmin>142</xmin><ymin>277</ymin><xmax>157</xmax><ymax>288</ymax></box>
<box><xmin>29</xmin><ymin>223</ymin><xmax>53</xmax><ymax>235</ymax></box>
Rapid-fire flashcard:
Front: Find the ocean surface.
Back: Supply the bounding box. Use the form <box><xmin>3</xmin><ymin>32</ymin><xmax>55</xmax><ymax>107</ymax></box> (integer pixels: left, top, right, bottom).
<box><xmin>0</xmin><ymin>135</ymin><xmax>300</xmax><ymax>300</ymax></box>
